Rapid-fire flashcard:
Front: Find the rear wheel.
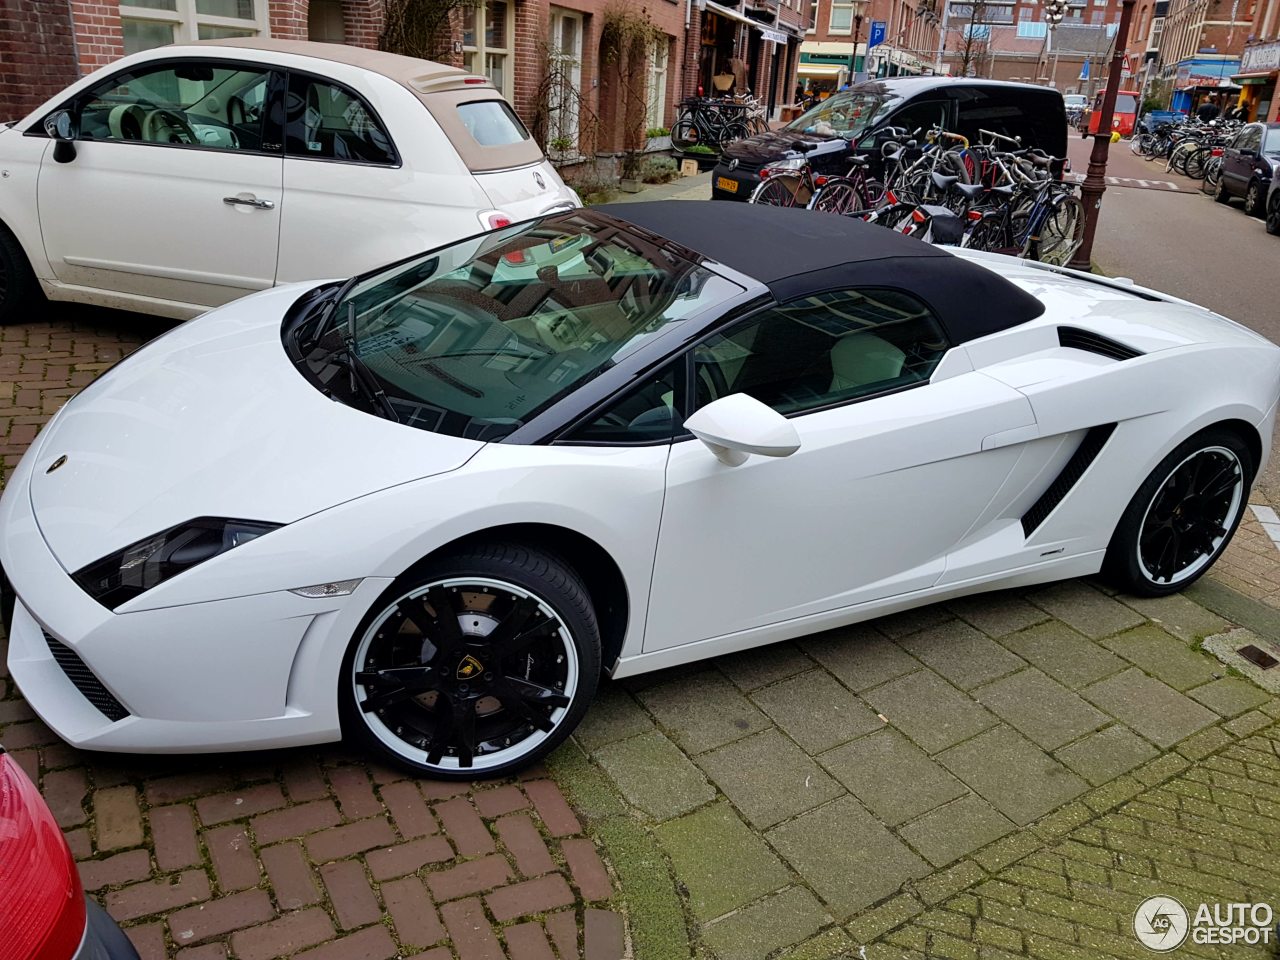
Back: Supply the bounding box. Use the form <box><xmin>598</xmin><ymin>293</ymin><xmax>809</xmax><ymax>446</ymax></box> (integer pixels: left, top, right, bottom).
<box><xmin>1103</xmin><ymin>428</ymin><xmax>1253</xmax><ymax>597</ymax></box>
<box><xmin>750</xmin><ymin>174</ymin><xmax>808</xmax><ymax>207</ymax></box>
<box><xmin>1267</xmin><ymin>191</ymin><xmax>1280</xmax><ymax>236</ymax></box>
<box><xmin>341</xmin><ymin>542</ymin><xmax>601</xmax><ymax>779</ymax></box>
<box><xmin>809</xmin><ymin>178</ymin><xmax>865</xmax><ymax>215</ymax></box>
<box><xmin>1215</xmin><ymin>179</ymin><xmax>1232</xmax><ymax>204</ymax></box>
<box><xmin>1244</xmin><ymin>179</ymin><xmax>1264</xmax><ymax>218</ymax></box>
<box><xmin>671</xmin><ymin>119</ymin><xmax>701</xmax><ymax>150</ymax></box>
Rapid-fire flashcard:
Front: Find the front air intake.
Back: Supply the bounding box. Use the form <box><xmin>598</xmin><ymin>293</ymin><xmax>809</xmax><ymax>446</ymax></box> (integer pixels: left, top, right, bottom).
<box><xmin>42</xmin><ymin>631</ymin><xmax>129</xmax><ymax>722</ymax></box>
<box><xmin>1058</xmin><ymin>326</ymin><xmax>1143</xmax><ymax>361</ymax></box>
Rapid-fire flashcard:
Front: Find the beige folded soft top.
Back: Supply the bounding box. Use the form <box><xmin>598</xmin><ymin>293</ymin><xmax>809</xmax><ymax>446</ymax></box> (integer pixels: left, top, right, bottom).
<box><xmin>195</xmin><ymin>38</ymin><xmax>544</xmax><ymax>172</ymax></box>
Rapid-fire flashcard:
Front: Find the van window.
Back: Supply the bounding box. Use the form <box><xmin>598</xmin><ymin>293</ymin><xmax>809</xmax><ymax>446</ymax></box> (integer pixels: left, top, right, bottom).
<box><xmin>880</xmin><ymin>99</ymin><xmax>951</xmax><ymax>138</ymax></box>
<box><xmin>949</xmin><ymin>87</ymin><xmax>1065</xmax><ymax>156</ymax></box>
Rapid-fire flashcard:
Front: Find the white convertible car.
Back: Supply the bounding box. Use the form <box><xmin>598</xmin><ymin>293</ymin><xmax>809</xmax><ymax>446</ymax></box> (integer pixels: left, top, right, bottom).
<box><xmin>3</xmin><ymin>203</ymin><xmax>1277</xmax><ymax>778</ymax></box>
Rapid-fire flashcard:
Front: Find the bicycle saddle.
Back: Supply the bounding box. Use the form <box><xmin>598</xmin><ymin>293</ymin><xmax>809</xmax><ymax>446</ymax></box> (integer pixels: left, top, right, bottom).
<box><xmin>955</xmin><ymin>182</ymin><xmax>984</xmax><ymax>199</ymax></box>
<box><xmin>931</xmin><ymin>171</ymin><xmax>960</xmax><ymax>188</ymax></box>
<box><xmin>990</xmin><ymin>183</ymin><xmax>1015</xmax><ymax>197</ymax></box>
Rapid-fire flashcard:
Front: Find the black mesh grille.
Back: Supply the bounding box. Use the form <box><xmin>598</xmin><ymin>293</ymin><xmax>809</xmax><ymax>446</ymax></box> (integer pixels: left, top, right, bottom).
<box><xmin>1022</xmin><ymin>424</ymin><xmax>1117</xmax><ymax>537</ymax></box>
<box><xmin>1058</xmin><ymin>326</ymin><xmax>1143</xmax><ymax>361</ymax></box>
<box><xmin>42</xmin><ymin>631</ymin><xmax>129</xmax><ymax>722</ymax></box>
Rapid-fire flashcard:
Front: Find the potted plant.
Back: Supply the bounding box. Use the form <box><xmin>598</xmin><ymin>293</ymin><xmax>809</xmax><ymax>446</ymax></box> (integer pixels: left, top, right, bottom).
<box><xmin>645</xmin><ymin>127</ymin><xmax>671</xmax><ymax>152</ymax></box>
<box><xmin>683</xmin><ymin>142</ymin><xmax>718</xmax><ymax>170</ymax></box>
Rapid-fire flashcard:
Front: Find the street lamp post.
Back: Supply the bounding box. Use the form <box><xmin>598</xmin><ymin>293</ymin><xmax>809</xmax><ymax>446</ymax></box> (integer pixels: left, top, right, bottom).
<box><xmin>1042</xmin><ymin>0</ymin><xmax>1065</xmax><ymax>87</ymax></box>
<box><xmin>1068</xmin><ymin>0</ymin><xmax>1137</xmax><ymax>269</ymax></box>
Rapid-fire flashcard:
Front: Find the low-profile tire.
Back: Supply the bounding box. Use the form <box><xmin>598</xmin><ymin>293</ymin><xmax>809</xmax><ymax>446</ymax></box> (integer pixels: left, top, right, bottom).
<box><xmin>1244</xmin><ymin>180</ymin><xmax>1264</xmax><ymax>218</ymax></box>
<box><xmin>1267</xmin><ymin>192</ymin><xmax>1280</xmax><ymax>236</ymax></box>
<box><xmin>0</xmin><ymin>226</ymin><xmax>40</xmax><ymax>326</ymax></box>
<box><xmin>341</xmin><ymin>541</ymin><xmax>601</xmax><ymax>779</ymax></box>
<box><xmin>1102</xmin><ymin>427</ymin><xmax>1254</xmax><ymax>597</ymax></box>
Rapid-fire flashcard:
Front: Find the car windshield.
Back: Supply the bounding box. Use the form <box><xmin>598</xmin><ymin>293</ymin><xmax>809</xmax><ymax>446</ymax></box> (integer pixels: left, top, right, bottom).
<box><xmin>302</xmin><ymin>213</ymin><xmax>740</xmax><ymax>440</ymax></box>
<box><xmin>1115</xmin><ymin>94</ymin><xmax>1137</xmax><ymax>113</ymax></box>
<box><xmin>785</xmin><ymin>90</ymin><xmax>897</xmax><ymax>139</ymax></box>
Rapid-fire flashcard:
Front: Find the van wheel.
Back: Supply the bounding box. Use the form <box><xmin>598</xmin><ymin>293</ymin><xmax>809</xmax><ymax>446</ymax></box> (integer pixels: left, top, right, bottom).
<box><xmin>0</xmin><ymin>227</ymin><xmax>40</xmax><ymax>326</ymax></box>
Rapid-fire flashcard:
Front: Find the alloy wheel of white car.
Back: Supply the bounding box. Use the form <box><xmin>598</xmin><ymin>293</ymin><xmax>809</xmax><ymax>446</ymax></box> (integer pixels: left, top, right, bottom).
<box><xmin>1105</xmin><ymin>428</ymin><xmax>1252</xmax><ymax>596</ymax></box>
<box><xmin>343</xmin><ymin>544</ymin><xmax>600</xmax><ymax>778</ymax></box>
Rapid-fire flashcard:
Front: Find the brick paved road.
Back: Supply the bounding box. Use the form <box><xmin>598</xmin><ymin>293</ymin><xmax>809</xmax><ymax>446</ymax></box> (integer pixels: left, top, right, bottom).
<box><xmin>0</xmin><ymin>309</ymin><xmax>625</xmax><ymax>960</ymax></box>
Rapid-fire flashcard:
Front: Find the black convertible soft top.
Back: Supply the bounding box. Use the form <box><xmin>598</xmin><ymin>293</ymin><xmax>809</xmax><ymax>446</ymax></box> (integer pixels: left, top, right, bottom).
<box><xmin>595</xmin><ymin>201</ymin><xmax>1046</xmax><ymax>345</ymax></box>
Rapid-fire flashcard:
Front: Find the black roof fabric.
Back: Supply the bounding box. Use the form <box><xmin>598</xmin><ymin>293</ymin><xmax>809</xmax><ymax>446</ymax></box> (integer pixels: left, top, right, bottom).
<box><xmin>595</xmin><ymin>201</ymin><xmax>1046</xmax><ymax>345</ymax></box>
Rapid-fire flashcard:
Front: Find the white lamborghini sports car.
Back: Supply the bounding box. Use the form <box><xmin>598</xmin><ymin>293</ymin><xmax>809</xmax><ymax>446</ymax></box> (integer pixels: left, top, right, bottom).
<box><xmin>3</xmin><ymin>203</ymin><xmax>1278</xmax><ymax>779</ymax></box>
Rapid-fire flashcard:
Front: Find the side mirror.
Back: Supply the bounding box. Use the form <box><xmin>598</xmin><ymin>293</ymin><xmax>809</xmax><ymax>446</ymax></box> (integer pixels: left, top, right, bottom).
<box><xmin>43</xmin><ymin>109</ymin><xmax>78</xmax><ymax>164</ymax></box>
<box><xmin>685</xmin><ymin>393</ymin><xmax>801</xmax><ymax>467</ymax></box>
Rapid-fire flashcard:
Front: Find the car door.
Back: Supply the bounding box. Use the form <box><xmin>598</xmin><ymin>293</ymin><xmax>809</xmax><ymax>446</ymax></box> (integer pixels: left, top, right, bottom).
<box><xmin>276</xmin><ymin>70</ymin><xmax>494</xmax><ymax>284</ymax></box>
<box><xmin>36</xmin><ymin>59</ymin><xmax>284</xmax><ymax>311</ymax></box>
<box><xmin>1222</xmin><ymin>124</ymin><xmax>1261</xmax><ymax>196</ymax></box>
<box><xmin>643</xmin><ymin>288</ymin><xmax>1036</xmax><ymax>653</ymax></box>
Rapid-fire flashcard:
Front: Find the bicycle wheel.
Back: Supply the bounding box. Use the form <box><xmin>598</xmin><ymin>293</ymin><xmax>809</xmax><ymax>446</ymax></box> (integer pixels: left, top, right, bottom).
<box><xmin>1036</xmin><ymin>195</ymin><xmax>1085</xmax><ymax>266</ymax></box>
<box><xmin>809</xmin><ymin>178</ymin><xmax>866</xmax><ymax>215</ymax></box>
<box><xmin>963</xmin><ymin>213</ymin><xmax>1014</xmax><ymax>253</ymax></box>
<box><xmin>721</xmin><ymin>121</ymin><xmax>750</xmax><ymax>147</ymax></box>
<box><xmin>750</xmin><ymin>174</ymin><xmax>809</xmax><ymax>207</ymax></box>
<box><xmin>1184</xmin><ymin>147</ymin><xmax>1209</xmax><ymax>180</ymax></box>
<box><xmin>1203</xmin><ymin>156</ymin><xmax>1223</xmax><ymax>188</ymax></box>
<box><xmin>671</xmin><ymin>118</ymin><xmax>701</xmax><ymax>150</ymax></box>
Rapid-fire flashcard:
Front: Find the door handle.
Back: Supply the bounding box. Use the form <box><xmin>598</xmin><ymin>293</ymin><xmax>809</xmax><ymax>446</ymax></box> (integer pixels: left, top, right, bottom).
<box><xmin>223</xmin><ymin>195</ymin><xmax>275</xmax><ymax>209</ymax></box>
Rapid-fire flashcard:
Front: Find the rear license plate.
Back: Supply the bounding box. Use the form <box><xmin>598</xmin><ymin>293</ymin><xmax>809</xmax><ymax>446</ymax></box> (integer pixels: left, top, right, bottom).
<box><xmin>716</xmin><ymin>176</ymin><xmax>738</xmax><ymax>193</ymax></box>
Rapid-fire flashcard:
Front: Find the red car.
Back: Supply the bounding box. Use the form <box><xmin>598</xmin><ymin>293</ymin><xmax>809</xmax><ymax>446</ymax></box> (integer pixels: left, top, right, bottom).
<box><xmin>0</xmin><ymin>746</ymin><xmax>139</xmax><ymax>960</ymax></box>
<box><xmin>1079</xmin><ymin>90</ymin><xmax>1140</xmax><ymax>138</ymax></box>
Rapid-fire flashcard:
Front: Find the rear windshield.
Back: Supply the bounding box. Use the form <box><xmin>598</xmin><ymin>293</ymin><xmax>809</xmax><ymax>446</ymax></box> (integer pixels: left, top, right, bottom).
<box><xmin>458</xmin><ymin>99</ymin><xmax>530</xmax><ymax>146</ymax></box>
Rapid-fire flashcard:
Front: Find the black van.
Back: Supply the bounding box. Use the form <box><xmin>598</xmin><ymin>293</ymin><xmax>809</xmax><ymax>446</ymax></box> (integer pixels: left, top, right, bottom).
<box><xmin>711</xmin><ymin>77</ymin><xmax>1067</xmax><ymax>201</ymax></box>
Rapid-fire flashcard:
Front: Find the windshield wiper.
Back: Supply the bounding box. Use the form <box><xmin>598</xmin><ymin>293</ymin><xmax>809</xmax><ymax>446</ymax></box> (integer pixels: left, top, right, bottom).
<box><xmin>331</xmin><ymin>303</ymin><xmax>401</xmax><ymax>423</ymax></box>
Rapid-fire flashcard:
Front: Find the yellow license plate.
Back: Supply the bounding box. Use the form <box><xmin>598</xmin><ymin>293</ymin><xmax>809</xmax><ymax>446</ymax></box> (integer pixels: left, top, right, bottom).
<box><xmin>716</xmin><ymin>176</ymin><xmax>738</xmax><ymax>193</ymax></box>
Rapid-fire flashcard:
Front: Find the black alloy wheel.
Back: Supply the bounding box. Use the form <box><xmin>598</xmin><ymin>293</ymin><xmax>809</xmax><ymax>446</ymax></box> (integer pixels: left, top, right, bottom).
<box><xmin>342</xmin><ymin>543</ymin><xmax>600</xmax><ymax>778</ymax></box>
<box><xmin>1266</xmin><ymin>191</ymin><xmax>1280</xmax><ymax>236</ymax></box>
<box><xmin>1104</xmin><ymin>428</ymin><xmax>1252</xmax><ymax>597</ymax></box>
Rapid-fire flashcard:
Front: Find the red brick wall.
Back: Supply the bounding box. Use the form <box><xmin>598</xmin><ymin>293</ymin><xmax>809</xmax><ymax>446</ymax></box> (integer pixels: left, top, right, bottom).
<box><xmin>270</xmin><ymin>0</ymin><xmax>310</xmax><ymax>39</ymax></box>
<box><xmin>343</xmin><ymin>0</ymin><xmax>384</xmax><ymax>47</ymax></box>
<box><xmin>68</xmin><ymin>0</ymin><xmax>123</xmax><ymax>72</ymax></box>
<box><xmin>0</xmin><ymin>0</ymin><xmax>79</xmax><ymax>120</ymax></box>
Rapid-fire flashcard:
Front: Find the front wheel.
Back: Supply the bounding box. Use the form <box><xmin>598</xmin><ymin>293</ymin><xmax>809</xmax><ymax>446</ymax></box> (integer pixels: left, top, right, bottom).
<box><xmin>1267</xmin><ymin>191</ymin><xmax>1280</xmax><ymax>235</ymax></box>
<box><xmin>1244</xmin><ymin>180</ymin><xmax>1264</xmax><ymax>218</ymax></box>
<box><xmin>341</xmin><ymin>542</ymin><xmax>601</xmax><ymax>779</ymax></box>
<box><xmin>1103</xmin><ymin>428</ymin><xmax>1253</xmax><ymax>597</ymax></box>
<box><xmin>809</xmin><ymin>178</ymin><xmax>865</xmax><ymax>215</ymax></box>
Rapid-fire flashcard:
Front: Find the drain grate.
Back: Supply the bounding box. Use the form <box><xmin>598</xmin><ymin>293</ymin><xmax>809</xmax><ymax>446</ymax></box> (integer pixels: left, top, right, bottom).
<box><xmin>1237</xmin><ymin>644</ymin><xmax>1279</xmax><ymax>670</ymax></box>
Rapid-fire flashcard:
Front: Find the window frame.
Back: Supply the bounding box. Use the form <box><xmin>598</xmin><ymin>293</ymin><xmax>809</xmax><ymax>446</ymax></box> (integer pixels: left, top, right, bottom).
<box><xmin>829</xmin><ymin>0</ymin><xmax>856</xmax><ymax>33</ymax></box>
<box><xmin>118</xmin><ymin>0</ymin><xmax>269</xmax><ymax>53</ymax></box>
<box><xmin>30</xmin><ymin>57</ymin><xmax>286</xmax><ymax>157</ymax></box>
<box><xmin>281</xmin><ymin>70</ymin><xmax>402</xmax><ymax>168</ymax></box>
<box><xmin>462</xmin><ymin>0</ymin><xmax>516</xmax><ymax>101</ymax></box>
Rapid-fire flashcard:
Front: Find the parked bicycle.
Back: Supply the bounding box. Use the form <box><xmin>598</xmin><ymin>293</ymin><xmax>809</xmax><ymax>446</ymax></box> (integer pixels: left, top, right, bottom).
<box><xmin>671</xmin><ymin>97</ymin><xmax>751</xmax><ymax>153</ymax></box>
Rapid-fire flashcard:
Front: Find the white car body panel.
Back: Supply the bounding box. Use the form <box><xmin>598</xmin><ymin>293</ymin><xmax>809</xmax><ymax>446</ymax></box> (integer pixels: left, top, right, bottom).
<box><xmin>0</xmin><ymin>43</ymin><xmax>578</xmax><ymax>320</ymax></box>
<box><xmin>3</xmin><ymin>247</ymin><xmax>1279</xmax><ymax>754</ymax></box>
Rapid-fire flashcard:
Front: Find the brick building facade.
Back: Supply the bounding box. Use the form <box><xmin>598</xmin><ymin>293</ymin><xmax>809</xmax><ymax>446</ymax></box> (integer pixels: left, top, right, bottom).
<box><xmin>2</xmin><ymin>0</ymin><xmax>808</xmax><ymax>162</ymax></box>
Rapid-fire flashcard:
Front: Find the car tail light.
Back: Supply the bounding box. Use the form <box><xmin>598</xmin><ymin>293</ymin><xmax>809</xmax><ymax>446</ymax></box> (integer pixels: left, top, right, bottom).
<box><xmin>479</xmin><ymin>211</ymin><xmax>513</xmax><ymax>230</ymax></box>
<box><xmin>0</xmin><ymin>751</ymin><xmax>86</xmax><ymax>960</ymax></box>
<box><xmin>463</xmin><ymin>77</ymin><xmax>488</xmax><ymax>84</ymax></box>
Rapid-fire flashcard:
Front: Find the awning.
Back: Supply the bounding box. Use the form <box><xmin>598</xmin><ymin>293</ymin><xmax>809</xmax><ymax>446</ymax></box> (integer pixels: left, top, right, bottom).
<box><xmin>703</xmin><ymin>1</ymin><xmax>763</xmax><ymax>29</ymax></box>
<box><xmin>798</xmin><ymin>62</ymin><xmax>845</xmax><ymax>77</ymax></box>
<box><xmin>1231</xmin><ymin>71</ymin><xmax>1277</xmax><ymax>85</ymax></box>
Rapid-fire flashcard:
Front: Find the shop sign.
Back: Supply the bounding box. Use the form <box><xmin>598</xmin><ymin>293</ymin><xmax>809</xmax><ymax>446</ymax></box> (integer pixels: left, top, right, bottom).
<box><xmin>760</xmin><ymin>28</ymin><xmax>787</xmax><ymax>44</ymax></box>
<box><xmin>1240</xmin><ymin>41</ymin><xmax>1280</xmax><ymax>74</ymax></box>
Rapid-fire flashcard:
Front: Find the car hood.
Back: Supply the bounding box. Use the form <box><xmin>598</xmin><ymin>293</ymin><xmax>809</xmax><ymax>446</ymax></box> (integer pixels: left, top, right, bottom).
<box><xmin>28</xmin><ymin>285</ymin><xmax>483</xmax><ymax>573</ymax></box>
<box><xmin>722</xmin><ymin>129</ymin><xmax>840</xmax><ymax>164</ymax></box>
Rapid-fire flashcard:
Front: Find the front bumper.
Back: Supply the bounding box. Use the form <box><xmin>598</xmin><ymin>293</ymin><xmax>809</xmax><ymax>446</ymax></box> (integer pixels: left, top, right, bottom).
<box><xmin>0</xmin><ymin>450</ymin><xmax>392</xmax><ymax>753</ymax></box>
<box><xmin>75</xmin><ymin>898</ymin><xmax>140</xmax><ymax>960</ymax></box>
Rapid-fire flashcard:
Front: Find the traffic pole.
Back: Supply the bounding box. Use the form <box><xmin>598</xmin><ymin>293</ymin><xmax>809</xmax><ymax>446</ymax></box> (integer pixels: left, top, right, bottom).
<box><xmin>1068</xmin><ymin>0</ymin><xmax>1136</xmax><ymax>270</ymax></box>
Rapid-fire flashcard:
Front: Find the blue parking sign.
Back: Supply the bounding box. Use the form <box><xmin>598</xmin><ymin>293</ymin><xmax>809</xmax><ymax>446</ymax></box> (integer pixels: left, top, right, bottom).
<box><xmin>868</xmin><ymin>20</ymin><xmax>887</xmax><ymax>49</ymax></box>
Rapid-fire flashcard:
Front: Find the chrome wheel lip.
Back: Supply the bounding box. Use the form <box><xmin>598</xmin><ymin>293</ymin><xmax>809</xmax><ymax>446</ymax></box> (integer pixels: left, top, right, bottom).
<box><xmin>352</xmin><ymin>576</ymin><xmax>579</xmax><ymax>772</ymax></box>
<box><xmin>1136</xmin><ymin>445</ymin><xmax>1244</xmax><ymax>587</ymax></box>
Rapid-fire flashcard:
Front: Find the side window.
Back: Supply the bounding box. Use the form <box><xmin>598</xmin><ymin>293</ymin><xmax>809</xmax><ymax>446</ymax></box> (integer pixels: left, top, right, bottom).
<box><xmin>284</xmin><ymin>75</ymin><xmax>396</xmax><ymax>165</ymax></box>
<box><xmin>885</xmin><ymin>99</ymin><xmax>950</xmax><ymax>137</ymax></box>
<box><xmin>78</xmin><ymin>61</ymin><xmax>276</xmax><ymax>151</ymax></box>
<box><xmin>693</xmin><ymin>289</ymin><xmax>949</xmax><ymax>416</ymax></box>
<box><xmin>566</xmin><ymin>366</ymin><xmax>682</xmax><ymax>443</ymax></box>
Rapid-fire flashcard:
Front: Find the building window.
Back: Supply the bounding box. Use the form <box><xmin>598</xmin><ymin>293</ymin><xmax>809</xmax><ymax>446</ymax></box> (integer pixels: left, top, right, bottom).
<box><xmin>308</xmin><ymin>0</ymin><xmax>345</xmax><ymax>42</ymax></box>
<box><xmin>647</xmin><ymin>39</ymin><xmax>669</xmax><ymax>130</ymax></box>
<box><xmin>809</xmin><ymin>0</ymin><xmax>818</xmax><ymax>32</ymax></box>
<box><xmin>830</xmin><ymin>0</ymin><xmax>855</xmax><ymax>32</ymax></box>
<box><xmin>462</xmin><ymin>0</ymin><xmax>514</xmax><ymax>99</ymax></box>
<box><xmin>119</xmin><ymin>0</ymin><xmax>266</xmax><ymax>54</ymax></box>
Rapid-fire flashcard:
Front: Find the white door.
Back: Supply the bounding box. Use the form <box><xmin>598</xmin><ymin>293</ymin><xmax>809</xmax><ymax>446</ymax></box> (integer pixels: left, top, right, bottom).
<box><xmin>37</xmin><ymin>60</ymin><xmax>282</xmax><ymax>310</ymax></box>
<box><xmin>645</xmin><ymin>289</ymin><xmax>1036</xmax><ymax>652</ymax></box>
<box><xmin>548</xmin><ymin>9</ymin><xmax>583</xmax><ymax>152</ymax></box>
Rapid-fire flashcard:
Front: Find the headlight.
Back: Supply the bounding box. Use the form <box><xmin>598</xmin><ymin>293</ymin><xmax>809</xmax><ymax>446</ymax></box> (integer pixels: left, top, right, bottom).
<box><xmin>73</xmin><ymin>518</ymin><xmax>281</xmax><ymax>610</ymax></box>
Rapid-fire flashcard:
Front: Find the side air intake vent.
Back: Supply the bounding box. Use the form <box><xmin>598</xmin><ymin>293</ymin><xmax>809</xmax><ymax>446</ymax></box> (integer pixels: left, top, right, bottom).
<box><xmin>42</xmin><ymin>631</ymin><xmax>130</xmax><ymax>722</ymax></box>
<box><xmin>1058</xmin><ymin>326</ymin><xmax>1143</xmax><ymax>361</ymax></box>
<box><xmin>1022</xmin><ymin>424</ymin><xmax>1117</xmax><ymax>536</ymax></box>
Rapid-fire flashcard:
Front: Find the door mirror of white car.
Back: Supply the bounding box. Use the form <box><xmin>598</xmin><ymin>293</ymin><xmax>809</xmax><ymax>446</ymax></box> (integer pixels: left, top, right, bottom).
<box><xmin>43</xmin><ymin>109</ymin><xmax>78</xmax><ymax>164</ymax></box>
<box><xmin>685</xmin><ymin>393</ymin><xmax>802</xmax><ymax>466</ymax></box>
